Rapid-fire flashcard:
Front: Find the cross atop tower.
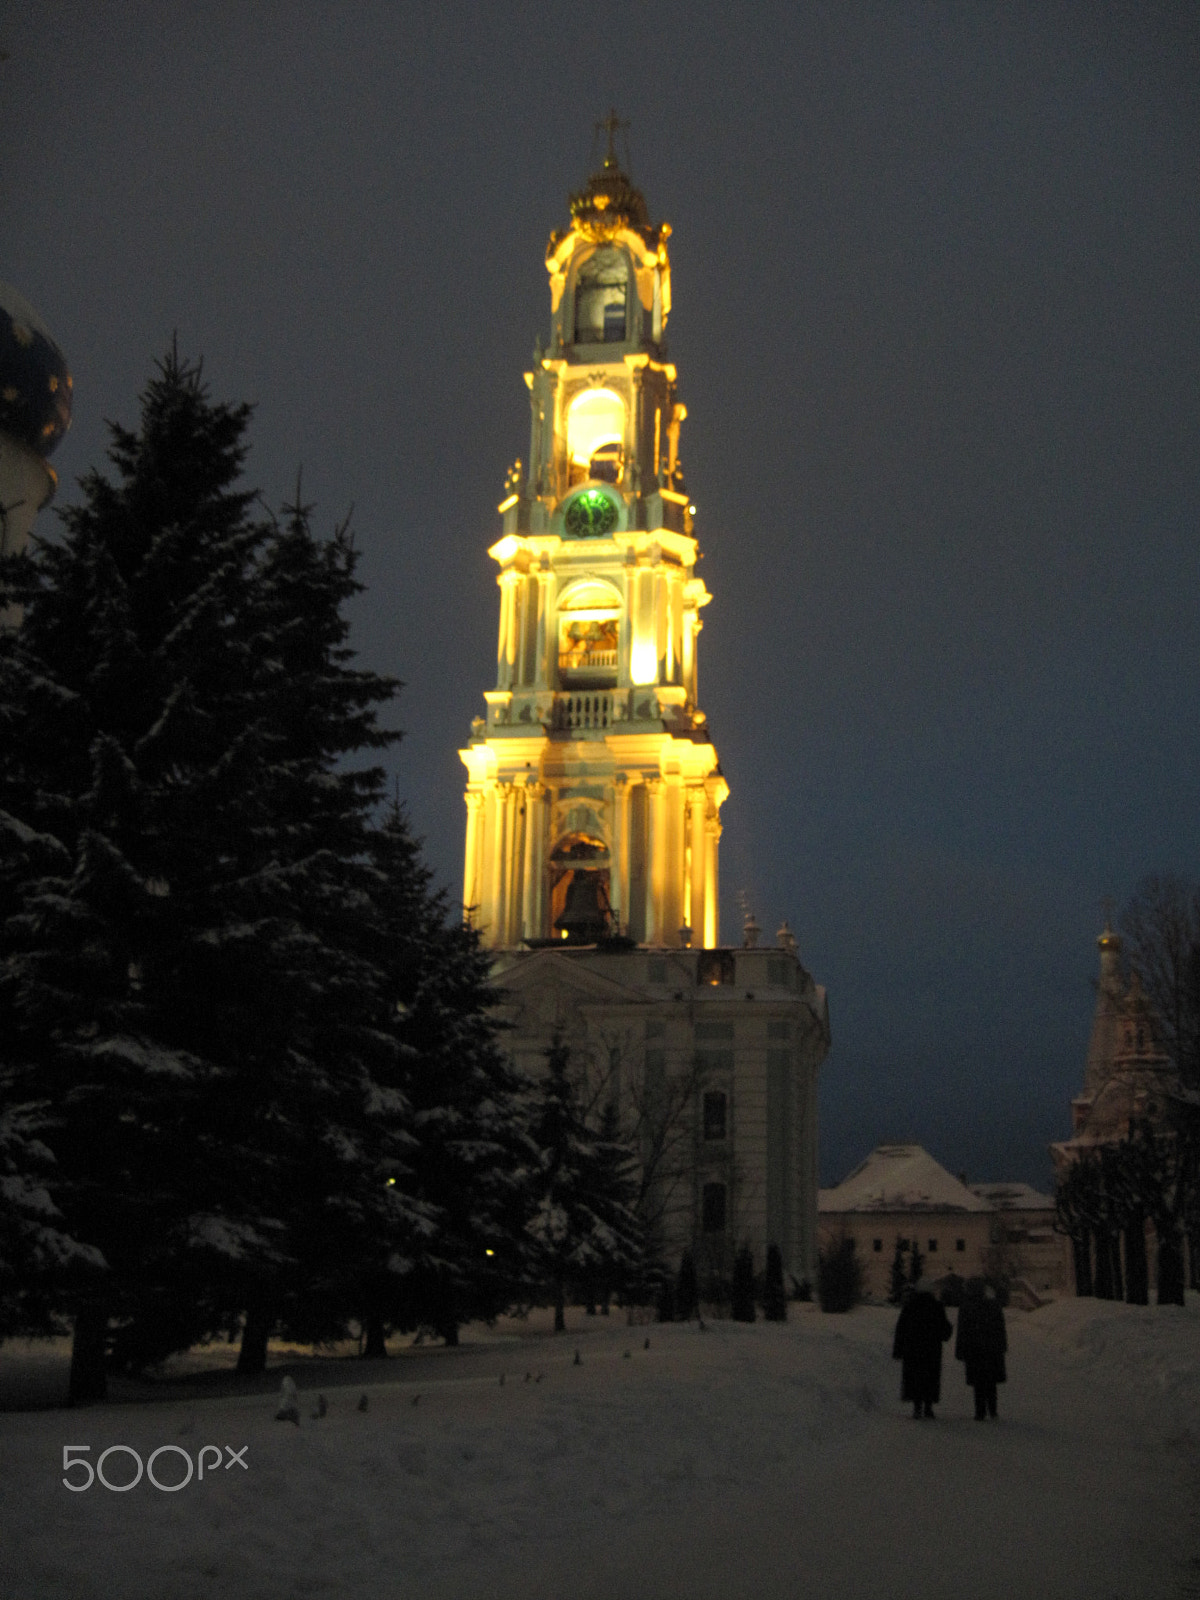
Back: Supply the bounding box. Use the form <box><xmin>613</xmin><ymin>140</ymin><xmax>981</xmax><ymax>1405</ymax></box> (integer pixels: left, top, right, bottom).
<box><xmin>595</xmin><ymin>108</ymin><xmax>629</xmax><ymax>169</ymax></box>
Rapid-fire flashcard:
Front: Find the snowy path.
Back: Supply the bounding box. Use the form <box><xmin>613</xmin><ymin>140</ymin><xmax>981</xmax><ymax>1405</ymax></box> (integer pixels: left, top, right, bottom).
<box><xmin>1</xmin><ymin>1299</ymin><xmax>1197</xmax><ymax>1600</ymax></box>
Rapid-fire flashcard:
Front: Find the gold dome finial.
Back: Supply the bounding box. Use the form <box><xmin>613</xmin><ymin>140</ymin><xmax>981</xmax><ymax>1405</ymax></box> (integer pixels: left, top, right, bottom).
<box><xmin>563</xmin><ymin>112</ymin><xmax>654</xmax><ymax>242</ymax></box>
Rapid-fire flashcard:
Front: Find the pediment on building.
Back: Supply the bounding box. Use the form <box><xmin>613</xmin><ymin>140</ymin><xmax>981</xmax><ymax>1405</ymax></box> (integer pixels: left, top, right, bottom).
<box><xmin>492</xmin><ymin>948</ymin><xmax>648</xmax><ymax>1035</ymax></box>
<box><xmin>495</xmin><ymin>949</ymin><xmax>643</xmax><ymax>1003</ymax></box>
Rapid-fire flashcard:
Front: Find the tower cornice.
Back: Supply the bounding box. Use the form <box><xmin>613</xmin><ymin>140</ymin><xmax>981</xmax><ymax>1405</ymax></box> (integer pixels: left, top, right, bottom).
<box><xmin>489</xmin><ymin>528</ymin><xmax>700</xmax><ymax>567</ymax></box>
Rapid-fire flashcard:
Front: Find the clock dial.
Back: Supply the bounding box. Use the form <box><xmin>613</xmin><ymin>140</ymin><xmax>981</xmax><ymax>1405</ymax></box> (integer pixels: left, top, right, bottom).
<box><xmin>564</xmin><ymin>488</ymin><xmax>619</xmax><ymax>539</ymax></box>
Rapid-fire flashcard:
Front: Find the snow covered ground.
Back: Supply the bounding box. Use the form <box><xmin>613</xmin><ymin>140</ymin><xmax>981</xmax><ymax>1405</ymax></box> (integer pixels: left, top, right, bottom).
<box><xmin>1</xmin><ymin>1295</ymin><xmax>1198</xmax><ymax>1600</ymax></box>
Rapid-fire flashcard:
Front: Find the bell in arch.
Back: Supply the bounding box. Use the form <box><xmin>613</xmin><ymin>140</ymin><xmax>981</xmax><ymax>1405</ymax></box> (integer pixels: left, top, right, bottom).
<box><xmin>554</xmin><ymin>870</ymin><xmax>613</xmax><ymax>944</ymax></box>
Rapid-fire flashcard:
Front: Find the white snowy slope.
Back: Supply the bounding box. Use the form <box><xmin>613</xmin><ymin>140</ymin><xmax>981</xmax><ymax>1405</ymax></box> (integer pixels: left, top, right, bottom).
<box><xmin>1</xmin><ymin>1298</ymin><xmax>1197</xmax><ymax>1600</ymax></box>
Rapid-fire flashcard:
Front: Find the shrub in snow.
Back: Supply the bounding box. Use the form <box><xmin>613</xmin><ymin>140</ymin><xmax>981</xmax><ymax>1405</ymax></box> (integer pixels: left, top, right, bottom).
<box><xmin>731</xmin><ymin>1246</ymin><xmax>756</xmax><ymax>1322</ymax></box>
<box><xmin>888</xmin><ymin>1238</ymin><xmax>908</xmax><ymax>1306</ymax></box>
<box><xmin>762</xmin><ymin>1244</ymin><xmax>787</xmax><ymax>1321</ymax></box>
<box><xmin>675</xmin><ymin>1251</ymin><xmax>699</xmax><ymax>1320</ymax></box>
<box><xmin>908</xmin><ymin>1240</ymin><xmax>924</xmax><ymax>1285</ymax></box>
<box><xmin>656</xmin><ymin>1277</ymin><xmax>675</xmax><ymax>1322</ymax></box>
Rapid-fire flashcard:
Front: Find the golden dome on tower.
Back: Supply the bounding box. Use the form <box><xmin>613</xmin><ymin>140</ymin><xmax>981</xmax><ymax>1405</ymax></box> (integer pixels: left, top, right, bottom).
<box><xmin>547</xmin><ymin>113</ymin><xmax>671</xmax><ymax>258</ymax></box>
<box><xmin>567</xmin><ymin>154</ymin><xmax>652</xmax><ymax>240</ymax></box>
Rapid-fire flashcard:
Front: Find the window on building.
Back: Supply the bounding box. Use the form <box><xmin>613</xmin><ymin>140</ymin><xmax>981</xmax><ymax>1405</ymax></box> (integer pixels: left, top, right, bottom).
<box><xmin>574</xmin><ymin>250</ymin><xmax>628</xmax><ymax>344</ymax></box>
<box><xmin>873</xmin><ymin>1239</ymin><xmax>883</xmax><ymax>1253</ymax></box>
<box><xmin>701</xmin><ymin>1182</ymin><xmax>727</xmax><ymax>1234</ymax></box>
<box><xmin>697</xmin><ymin>951</ymin><xmax>735</xmax><ymax>986</ymax></box>
<box><xmin>695</xmin><ymin>1049</ymin><xmax>733</xmax><ymax>1078</ymax></box>
<box><xmin>767</xmin><ymin>958</ymin><xmax>791</xmax><ymax>988</ymax></box>
<box><xmin>702</xmin><ymin>1091</ymin><xmax>727</xmax><ymax>1141</ymax></box>
<box><xmin>928</xmin><ymin>1239</ymin><xmax>938</xmax><ymax>1253</ymax></box>
<box><xmin>695</xmin><ymin>1021</ymin><xmax>734</xmax><ymax>1041</ymax></box>
<box><xmin>955</xmin><ymin>1239</ymin><xmax>965</xmax><ymax>1252</ymax></box>
<box><xmin>767</xmin><ymin>1019</ymin><xmax>790</xmax><ymax>1040</ymax></box>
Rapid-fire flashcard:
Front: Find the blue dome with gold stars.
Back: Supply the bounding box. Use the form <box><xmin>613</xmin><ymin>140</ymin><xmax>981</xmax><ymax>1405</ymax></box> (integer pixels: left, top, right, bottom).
<box><xmin>0</xmin><ymin>283</ymin><xmax>71</xmax><ymax>457</ymax></box>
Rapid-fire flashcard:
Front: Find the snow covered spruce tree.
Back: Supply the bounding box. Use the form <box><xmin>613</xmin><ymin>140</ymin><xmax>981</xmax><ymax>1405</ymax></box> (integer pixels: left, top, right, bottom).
<box><xmin>206</xmin><ymin>489</ymin><xmax>432</xmax><ymax>1375</ymax></box>
<box><xmin>0</xmin><ymin>353</ymin><xmax>460</xmax><ymax>1393</ymax></box>
<box><xmin>353</xmin><ymin>801</ymin><xmax>536</xmax><ymax>1353</ymax></box>
<box><xmin>526</xmin><ymin>1036</ymin><xmax>642</xmax><ymax>1332</ymax></box>
<box><xmin>0</xmin><ymin>351</ymin><xmax>278</xmax><ymax>1397</ymax></box>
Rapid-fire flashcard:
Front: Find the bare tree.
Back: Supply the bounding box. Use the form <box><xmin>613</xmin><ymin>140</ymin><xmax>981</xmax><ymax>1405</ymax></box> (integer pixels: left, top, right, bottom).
<box><xmin>581</xmin><ymin>1026</ymin><xmax>709</xmax><ymax>1265</ymax></box>
<box><xmin>1120</xmin><ymin>875</ymin><xmax>1200</xmax><ymax>1089</ymax></box>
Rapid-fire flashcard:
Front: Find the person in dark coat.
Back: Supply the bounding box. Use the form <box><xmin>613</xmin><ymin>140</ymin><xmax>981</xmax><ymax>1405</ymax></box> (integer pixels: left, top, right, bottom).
<box><xmin>955</xmin><ymin>1278</ymin><xmax>1007</xmax><ymax>1420</ymax></box>
<box><xmin>892</xmin><ymin>1286</ymin><xmax>952</xmax><ymax>1418</ymax></box>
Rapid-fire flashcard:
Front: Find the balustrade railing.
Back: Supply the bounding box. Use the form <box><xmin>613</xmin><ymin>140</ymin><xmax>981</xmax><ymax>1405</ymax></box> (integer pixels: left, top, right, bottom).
<box><xmin>552</xmin><ymin>691</ymin><xmax>613</xmax><ymax>731</ymax></box>
<box><xmin>558</xmin><ymin>649</ymin><xmax>618</xmax><ymax>673</ymax></box>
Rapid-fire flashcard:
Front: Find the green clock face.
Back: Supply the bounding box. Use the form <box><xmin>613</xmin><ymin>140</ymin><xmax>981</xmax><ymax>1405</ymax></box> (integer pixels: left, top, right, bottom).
<box><xmin>564</xmin><ymin>488</ymin><xmax>619</xmax><ymax>539</ymax></box>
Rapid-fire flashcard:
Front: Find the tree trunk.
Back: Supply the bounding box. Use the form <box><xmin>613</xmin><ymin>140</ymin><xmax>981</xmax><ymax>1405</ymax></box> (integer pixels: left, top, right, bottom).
<box><xmin>362</xmin><ymin>1313</ymin><xmax>388</xmax><ymax>1359</ymax></box>
<box><xmin>1156</xmin><ymin>1221</ymin><xmax>1186</xmax><ymax>1306</ymax></box>
<box><xmin>1073</xmin><ymin>1232</ymin><xmax>1093</xmax><ymax>1296</ymax></box>
<box><xmin>554</xmin><ymin>1272</ymin><xmax>565</xmax><ymax>1333</ymax></box>
<box><xmin>1093</xmin><ymin>1229</ymin><xmax>1114</xmax><ymax>1299</ymax></box>
<box><xmin>1124</xmin><ymin>1213</ymin><xmax>1149</xmax><ymax>1305</ymax></box>
<box><xmin>1109</xmin><ymin>1231</ymin><xmax>1124</xmax><ymax>1302</ymax></box>
<box><xmin>1188</xmin><ymin>1220</ymin><xmax>1200</xmax><ymax>1292</ymax></box>
<box><xmin>68</xmin><ymin>1303</ymin><xmax>109</xmax><ymax>1405</ymax></box>
<box><xmin>237</xmin><ymin>1303</ymin><xmax>272</xmax><ymax>1375</ymax></box>
<box><xmin>436</xmin><ymin>1318</ymin><xmax>459</xmax><ymax>1347</ymax></box>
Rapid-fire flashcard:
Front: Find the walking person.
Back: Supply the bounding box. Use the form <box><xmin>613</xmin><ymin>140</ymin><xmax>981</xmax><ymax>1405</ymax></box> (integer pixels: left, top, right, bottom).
<box><xmin>892</xmin><ymin>1282</ymin><xmax>952</xmax><ymax>1418</ymax></box>
<box><xmin>955</xmin><ymin>1278</ymin><xmax>1007</xmax><ymax>1420</ymax></box>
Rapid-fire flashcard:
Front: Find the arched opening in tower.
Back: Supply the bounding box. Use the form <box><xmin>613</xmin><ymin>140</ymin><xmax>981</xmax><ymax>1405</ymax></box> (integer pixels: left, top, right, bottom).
<box><xmin>557</xmin><ymin>579</ymin><xmax>620</xmax><ymax>686</ymax></box>
<box><xmin>566</xmin><ymin>387</ymin><xmax>625</xmax><ymax>490</ymax></box>
<box><xmin>573</xmin><ymin>249</ymin><xmax>628</xmax><ymax>346</ymax></box>
<box><xmin>550</xmin><ymin>834</ymin><xmax>612</xmax><ymax>944</ymax></box>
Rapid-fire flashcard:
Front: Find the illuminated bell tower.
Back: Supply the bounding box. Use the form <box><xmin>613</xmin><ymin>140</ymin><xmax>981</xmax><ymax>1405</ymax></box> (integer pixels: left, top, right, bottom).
<box><xmin>460</xmin><ymin>135</ymin><xmax>727</xmax><ymax>950</ymax></box>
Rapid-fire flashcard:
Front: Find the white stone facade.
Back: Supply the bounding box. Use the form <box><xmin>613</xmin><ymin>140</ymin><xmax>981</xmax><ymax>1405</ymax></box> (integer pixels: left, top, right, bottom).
<box><xmin>492</xmin><ymin>941</ymin><xmax>829</xmax><ymax>1283</ymax></box>
<box><xmin>820</xmin><ymin>1145</ymin><xmax>1069</xmax><ymax>1303</ymax></box>
<box><xmin>460</xmin><ymin>151</ymin><xmax>829</xmax><ymax>1288</ymax></box>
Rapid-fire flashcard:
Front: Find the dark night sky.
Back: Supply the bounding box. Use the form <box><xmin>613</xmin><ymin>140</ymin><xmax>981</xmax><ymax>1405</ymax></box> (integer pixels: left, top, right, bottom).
<box><xmin>4</xmin><ymin>3</ymin><xmax>1198</xmax><ymax>1188</ymax></box>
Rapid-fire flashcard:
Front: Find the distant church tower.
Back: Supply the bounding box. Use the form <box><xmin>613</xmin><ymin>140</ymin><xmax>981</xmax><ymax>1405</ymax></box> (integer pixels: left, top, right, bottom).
<box><xmin>460</xmin><ymin>131</ymin><xmax>727</xmax><ymax>948</ymax></box>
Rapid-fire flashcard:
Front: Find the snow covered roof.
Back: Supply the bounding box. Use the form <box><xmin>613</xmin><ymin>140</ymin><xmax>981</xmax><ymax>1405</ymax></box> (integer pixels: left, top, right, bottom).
<box><xmin>819</xmin><ymin>1145</ymin><xmax>992</xmax><ymax>1214</ymax></box>
<box><xmin>970</xmin><ymin>1182</ymin><xmax>1054</xmax><ymax>1212</ymax></box>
